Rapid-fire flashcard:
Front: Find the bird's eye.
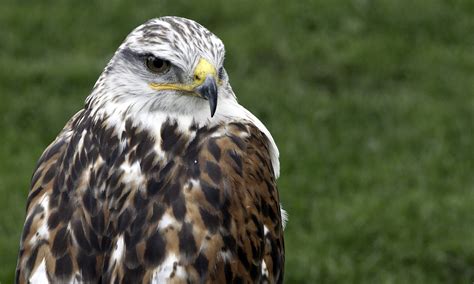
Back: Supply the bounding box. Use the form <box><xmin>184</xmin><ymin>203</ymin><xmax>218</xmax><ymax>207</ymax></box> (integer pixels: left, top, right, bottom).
<box><xmin>146</xmin><ymin>56</ymin><xmax>170</xmax><ymax>74</ymax></box>
<box><xmin>218</xmin><ymin>67</ymin><xmax>225</xmax><ymax>80</ymax></box>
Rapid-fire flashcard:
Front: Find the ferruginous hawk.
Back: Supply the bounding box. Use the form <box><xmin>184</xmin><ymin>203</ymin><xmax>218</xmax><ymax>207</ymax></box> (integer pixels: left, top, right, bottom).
<box><xmin>16</xmin><ymin>16</ymin><xmax>286</xmax><ymax>283</ymax></box>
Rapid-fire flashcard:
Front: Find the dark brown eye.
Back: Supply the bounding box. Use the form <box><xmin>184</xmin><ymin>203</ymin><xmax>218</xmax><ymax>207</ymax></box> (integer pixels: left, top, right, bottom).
<box><xmin>146</xmin><ymin>56</ymin><xmax>170</xmax><ymax>73</ymax></box>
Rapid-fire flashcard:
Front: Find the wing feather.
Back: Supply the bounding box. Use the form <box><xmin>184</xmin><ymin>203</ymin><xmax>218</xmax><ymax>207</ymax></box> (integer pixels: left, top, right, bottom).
<box><xmin>16</xmin><ymin>111</ymin><xmax>84</xmax><ymax>283</ymax></box>
<box><xmin>16</xmin><ymin>114</ymin><xmax>284</xmax><ymax>283</ymax></box>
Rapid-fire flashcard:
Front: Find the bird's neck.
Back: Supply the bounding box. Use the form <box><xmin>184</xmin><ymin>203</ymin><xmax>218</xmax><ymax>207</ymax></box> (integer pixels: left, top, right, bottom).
<box><xmin>86</xmin><ymin>90</ymin><xmax>280</xmax><ymax>178</ymax></box>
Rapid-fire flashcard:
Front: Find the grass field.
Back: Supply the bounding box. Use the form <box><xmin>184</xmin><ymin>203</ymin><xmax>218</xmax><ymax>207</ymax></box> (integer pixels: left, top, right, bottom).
<box><xmin>1</xmin><ymin>0</ymin><xmax>473</xmax><ymax>282</ymax></box>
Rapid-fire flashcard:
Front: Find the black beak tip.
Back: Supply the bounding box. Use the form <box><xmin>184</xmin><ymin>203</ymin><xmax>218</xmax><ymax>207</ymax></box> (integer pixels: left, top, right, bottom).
<box><xmin>196</xmin><ymin>76</ymin><xmax>218</xmax><ymax>118</ymax></box>
<box><xmin>209</xmin><ymin>97</ymin><xmax>217</xmax><ymax>117</ymax></box>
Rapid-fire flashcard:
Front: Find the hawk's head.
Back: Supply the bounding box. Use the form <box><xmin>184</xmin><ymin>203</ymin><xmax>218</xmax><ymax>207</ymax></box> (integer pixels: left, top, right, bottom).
<box><xmin>89</xmin><ymin>17</ymin><xmax>233</xmax><ymax>119</ymax></box>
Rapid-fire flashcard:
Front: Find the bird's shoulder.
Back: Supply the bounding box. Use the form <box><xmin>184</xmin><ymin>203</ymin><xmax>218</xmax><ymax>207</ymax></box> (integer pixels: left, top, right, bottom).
<box><xmin>16</xmin><ymin>109</ymin><xmax>88</xmax><ymax>283</ymax></box>
<box><xmin>142</xmin><ymin>119</ymin><xmax>285</xmax><ymax>283</ymax></box>
<box><xmin>23</xmin><ymin>109</ymin><xmax>86</xmax><ymax>212</ymax></box>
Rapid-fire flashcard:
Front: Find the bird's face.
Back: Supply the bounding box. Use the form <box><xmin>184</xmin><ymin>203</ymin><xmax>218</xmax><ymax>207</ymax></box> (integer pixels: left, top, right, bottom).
<box><xmin>93</xmin><ymin>17</ymin><xmax>230</xmax><ymax>118</ymax></box>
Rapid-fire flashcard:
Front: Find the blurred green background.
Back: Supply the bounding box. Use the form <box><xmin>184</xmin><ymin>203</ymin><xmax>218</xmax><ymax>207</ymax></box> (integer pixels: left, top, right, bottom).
<box><xmin>1</xmin><ymin>0</ymin><xmax>473</xmax><ymax>283</ymax></box>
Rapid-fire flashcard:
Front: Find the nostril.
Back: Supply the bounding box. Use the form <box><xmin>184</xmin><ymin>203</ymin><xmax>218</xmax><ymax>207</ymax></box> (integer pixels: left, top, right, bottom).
<box><xmin>194</xmin><ymin>75</ymin><xmax>200</xmax><ymax>81</ymax></box>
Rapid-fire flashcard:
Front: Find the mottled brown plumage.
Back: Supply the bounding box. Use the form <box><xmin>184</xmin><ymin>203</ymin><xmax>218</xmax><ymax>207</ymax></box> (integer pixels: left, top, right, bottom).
<box><xmin>17</xmin><ymin>111</ymin><xmax>283</xmax><ymax>283</ymax></box>
<box><xmin>16</xmin><ymin>16</ymin><xmax>284</xmax><ymax>283</ymax></box>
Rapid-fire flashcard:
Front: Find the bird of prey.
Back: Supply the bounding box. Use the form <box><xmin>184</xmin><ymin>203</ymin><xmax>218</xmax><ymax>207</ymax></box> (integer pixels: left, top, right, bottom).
<box><xmin>16</xmin><ymin>16</ymin><xmax>286</xmax><ymax>283</ymax></box>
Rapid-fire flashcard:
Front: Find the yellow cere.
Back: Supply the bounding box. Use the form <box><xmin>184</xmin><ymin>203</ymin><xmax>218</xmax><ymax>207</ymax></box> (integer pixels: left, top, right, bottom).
<box><xmin>193</xmin><ymin>58</ymin><xmax>217</xmax><ymax>84</ymax></box>
<box><xmin>149</xmin><ymin>58</ymin><xmax>219</xmax><ymax>95</ymax></box>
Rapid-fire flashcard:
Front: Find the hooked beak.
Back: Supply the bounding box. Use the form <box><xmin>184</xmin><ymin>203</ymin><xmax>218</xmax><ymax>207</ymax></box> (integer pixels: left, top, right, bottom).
<box><xmin>149</xmin><ymin>58</ymin><xmax>219</xmax><ymax>117</ymax></box>
<box><xmin>195</xmin><ymin>75</ymin><xmax>218</xmax><ymax>117</ymax></box>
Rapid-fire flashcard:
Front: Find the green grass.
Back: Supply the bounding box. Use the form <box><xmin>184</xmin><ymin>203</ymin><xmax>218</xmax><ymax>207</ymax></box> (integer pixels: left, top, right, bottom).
<box><xmin>1</xmin><ymin>0</ymin><xmax>473</xmax><ymax>282</ymax></box>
